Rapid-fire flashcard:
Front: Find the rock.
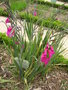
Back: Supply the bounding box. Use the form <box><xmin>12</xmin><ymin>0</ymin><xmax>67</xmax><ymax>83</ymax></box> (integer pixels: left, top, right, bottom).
<box><xmin>0</xmin><ymin>56</ymin><xmax>3</xmax><ymax>60</ymax></box>
<box><xmin>3</xmin><ymin>52</ymin><xmax>7</xmax><ymax>57</ymax></box>
<box><xmin>33</xmin><ymin>88</ymin><xmax>41</xmax><ymax>90</ymax></box>
<box><xmin>46</xmin><ymin>75</ymin><xmax>50</xmax><ymax>79</ymax></box>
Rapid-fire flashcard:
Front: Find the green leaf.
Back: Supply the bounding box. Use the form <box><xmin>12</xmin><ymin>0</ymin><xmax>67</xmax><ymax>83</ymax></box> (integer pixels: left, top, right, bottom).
<box><xmin>0</xmin><ymin>77</ymin><xmax>14</xmax><ymax>83</ymax></box>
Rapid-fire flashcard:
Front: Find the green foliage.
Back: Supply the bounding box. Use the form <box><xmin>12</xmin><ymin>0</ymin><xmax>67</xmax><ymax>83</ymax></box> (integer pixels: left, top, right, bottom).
<box><xmin>9</xmin><ymin>0</ymin><xmax>27</xmax><ymax>11</ymax></box>
<box><xmin>54</xmin><ymin>55</ymin><xmax>68</xmax><ymax>64</ymax></box>
<box><xmin>36</xmin><ymin>0</ymin><xmax>68</xmax><ymax>10</ymax></box>
<box><xmin>19</xmin><ymin>12</ymin><xmax>68</xmax><ymax>33</ymax></box>
<box><xmin>0</xmin><ymin>33</ymin><xmax>12</xmax><ymax>45</ymax></box>
<box><xmin>37</xmin><ymin>4</ymin><xmax>50</xmax><ymax>11</ymax></box>
<box><xmin>0</xmin><ymin>10</ymin><xmax>68</xmax><ymax>33</ymax></box>
<box><xmin>0</xmin><ymin>8</ymin><xmax>8</xmax><ymax>16</ymax></box>
<box><xmin>0</xmin><ymin>77</ymin><xmax>14</xmax><ymax>83</ymax></box>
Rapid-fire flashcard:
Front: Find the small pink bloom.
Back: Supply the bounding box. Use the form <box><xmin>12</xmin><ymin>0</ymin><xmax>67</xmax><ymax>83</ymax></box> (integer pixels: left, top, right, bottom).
<box><xmin>41</xmin><ymin>49</ymin><xmax>51</xmax><ymax>65</ymax></box>
<box><xmin>34</xmin><ymin>11</ymin><xmax>37</xmax><ymax>16</ymax></box>
<box><xmin>7</xmin><ymin>26</ymin><xmax>15</xmax><ymax>37</ymax></box>
<box><xmin>22</xmin><ymin>45</ymin><xmax>24</xmax><ymax>48</ymax></box>
<box><xmin>46</xmin><ymin>43</ymin><xmax>49</xmax><ymax>49</ymax></box>
<box><xmin>56</xmin><ymin>18</ymin><xmax>58</xmax><ymax>20</ymax></box>
<box><xmin>41</xmin><ymin>43</ymin><xmax>55</xmax><ymax>65</ymax></box>
<box><xmin>50</xmin><ymin>46</ymin><xmax>55</xmax><ymax>55</ymax></box>
<box><xmin>9</xmin><ymin>15</ymin><xmax>11</xmax><ymax>18</ymax></box>
<box><xmin>5</xmin><ymin>17</ymin><xmax>10</xmax><ymax>23</ymax></box>
<box><xmin>15</xmin><ymin>42</ymin><xmax>19</xmax><ymax>45</ymax></box>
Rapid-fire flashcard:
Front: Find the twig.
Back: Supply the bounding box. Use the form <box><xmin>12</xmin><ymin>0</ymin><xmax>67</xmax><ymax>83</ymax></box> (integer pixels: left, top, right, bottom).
<box><xmin>54</xmin><ymin>64</ymin><xmax>68</xmax><ymax>66</ymax></box>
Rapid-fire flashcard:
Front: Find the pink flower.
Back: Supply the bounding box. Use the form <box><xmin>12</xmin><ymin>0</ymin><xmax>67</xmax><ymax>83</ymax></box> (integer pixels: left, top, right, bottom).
<box><xmin>22</xmin><ymin>45</ymin><xmax>24</xmax><ymax>48</ymax></box>
<box><xmin>41</xmin><ymin>43</ymin><xmax>55</xmax><ymax>65</ymax></box>
<box><xmin>7</xmin><ymin>26</ymin><xmax>15</xmax><ymax>37</ymax></box>
<box><xmin>34</xmin><ymin>11</ymin><xmax>37</xmax><ymax>16</ymax></box>
<box><xmin>46</xmin><ymin>43</ymin><xmax>49</xmax><ymax>49</ymax></box>
<box><xmin>15</xmin><ymin>42</ymin><xmax>19</xmax><ymax>45</ymax></box>
<box><xmin>5</xmin><ymin>17</ymin><xmax>10</xmax><ymax>23</ymax></box>
<box><xmin>50</xmin><ymin>46</ymin><xmax>55</xmax><ymax>54</ymax></box>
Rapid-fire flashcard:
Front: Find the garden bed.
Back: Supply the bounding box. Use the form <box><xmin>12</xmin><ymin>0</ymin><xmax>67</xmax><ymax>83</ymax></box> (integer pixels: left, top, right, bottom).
<box><xmin>26</xmin><ymin>3</ymin><xmax>68</xmax><ymax>24</ymax></box>
<box><xmin>0</xmin><ymin>2</ymin><xmax>68</xmax><ymax>33</ymax></box>
<box><xmin>0</xmin><ymin>44</ymin><xmax>68</xmax><ymax>90</ymax></box>
<box><xmin>0</xmin><ymin>1</ymin><xmax>68</xmax><ymax>90</ymax></box>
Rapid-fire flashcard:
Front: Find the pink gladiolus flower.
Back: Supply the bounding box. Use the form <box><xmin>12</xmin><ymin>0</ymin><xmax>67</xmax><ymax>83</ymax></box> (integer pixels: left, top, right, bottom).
<box><xmin>15</xmin><ymin>42</ymin><xmax>19</xmax><ymax>45</ymax></box>
<box><xmin>46</xmin><ymin>43</ymin><xmax>49</xmax><ymax>49</ymax></box>
<box><xmin>5</xmin><ymin>17</ymin><xmax>10</xmax><ymax>23</ymax></box>
<box><xmin>41</xmin><ymin>43</ymin><xmax>55</xmax><ymax>65</ymax></box>
<box><xmin>34</xmin><ymin>11</ymin><xmax>37</xmax><ymax>16</ymax></box>
<box><xmin>50</xmin><ymin>46</ymin><xmax>55</xmax><ymax>54</ymax></box>
<box><xmin>7</xmin><ymin>26</ymin><xmax>15</xmax><ymax>37</ymax></box>
<box><xmin>22</xmin><ymin>45</ymin><xmax>24</xmax><ymax>48</ymax></box>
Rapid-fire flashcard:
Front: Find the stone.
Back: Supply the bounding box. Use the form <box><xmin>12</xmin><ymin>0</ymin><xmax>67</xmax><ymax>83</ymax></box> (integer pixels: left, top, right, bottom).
<box><xmin>0</xmin><ymin>56</ymin><xmax>3</xmax><ymax>60</ymax></box>
<box><xmin>33</xmin><ymin>88</ymin><xmax>41</xmax><ymax>90</ymax></box>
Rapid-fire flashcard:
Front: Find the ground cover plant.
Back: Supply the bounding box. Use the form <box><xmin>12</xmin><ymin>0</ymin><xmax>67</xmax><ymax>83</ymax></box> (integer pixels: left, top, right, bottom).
<box><xmin>35</xmin><ymin>0</ymin><xmax>68</xmax><ymax>9</ymax></box>
<box><xmin>26</xmin><ymin>1</ymin><xmax>68</xmax><ymax>24</ymax></box>
<box><xmin>9</xmin><ymin>0</ymin><xmax>27</xmax><ymax>11</ymax></box>
<box><xmin>0</xmin><ymin>0</ymin><xmax>68</xmax><ymax>90</ymax></box>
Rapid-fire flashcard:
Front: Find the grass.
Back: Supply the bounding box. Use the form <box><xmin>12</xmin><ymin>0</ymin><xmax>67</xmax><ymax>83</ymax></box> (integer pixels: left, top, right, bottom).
<box><xmin>9</xmin><ymin>0</ymin><xmax>27</xmax><ymax>11</ymax></box>
<box><xmin>54</xmin><ymin>55</ymin><xmax>68</xmax><ymax>65</ymax></box>
<box><xmin>36</xmin><ymin>4</ymin><xmax>68</xmax><ymax>21</ymax></box>
<box><xmin>0</xmin><ymin>8</ymin><xmax>8</xmax><ymax>16</ymax></box>
<box><xmin>37</xmin><ymin>4</ymin><xmax>50</xmax><ymax>11</ymax></box>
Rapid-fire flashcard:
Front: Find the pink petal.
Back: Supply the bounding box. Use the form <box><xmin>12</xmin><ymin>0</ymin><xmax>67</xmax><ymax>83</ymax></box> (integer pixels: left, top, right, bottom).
<box><xmin>41</xmin><ymin>43</ymin><xmax>55</xmax><ymax>66</ymax></box>
<box><xmin>34</xmin><ymin>11</ymin><xmax>37</xmax><ymax>16</ymax></box>
<box><xmin>50</xmin><ymin>46</ymin><xmax>55</xmax><ymax>54</ymax></box>
<box><xmin>44</xmin><ymin>58</ymin><xmax>50</xmax><ymax>65</ymax></box>
<box><xmin>41</xmin><ymin>53</ymin><xmax>46</xmax><ymax>62</ymax></box>
<box><xmin>46</xmin><ymin>43</ymin><xmax>49</xmax><ymax>49</ymax></box>
<box><xmin>44</xmin><ymin>48</ymin><xmax>48</xmax><ymax>56</ymax></box>
<box><xmin>7</xmin><ymin>26</ymin><xmax>12</xmax><ymax>31</ymax></box>
<box><xmin>5</xmin><ymin>17</ymin><xmax>10</xmax><ymax>23</ymax></box>
<box><xmin>15</xmin><ymin>42</ymin><xmax>19</xmax><ymax>45</ymax></box>
<box><xmin>22</xmin><ymin>45</ymin><xmax>24</xmax><ymax>48</ymax></box>
<box><xmin>7</xmin><ymin>26</ymin><xmax>15</xmax><ymax>37</ymax></box>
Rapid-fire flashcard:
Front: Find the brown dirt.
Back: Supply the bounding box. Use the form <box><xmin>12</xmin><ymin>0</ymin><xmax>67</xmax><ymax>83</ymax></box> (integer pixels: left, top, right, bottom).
<box><xmin>31</xmin><ymin>67</ymin><xmax>68</xmax><ymax>90</ymax></box>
